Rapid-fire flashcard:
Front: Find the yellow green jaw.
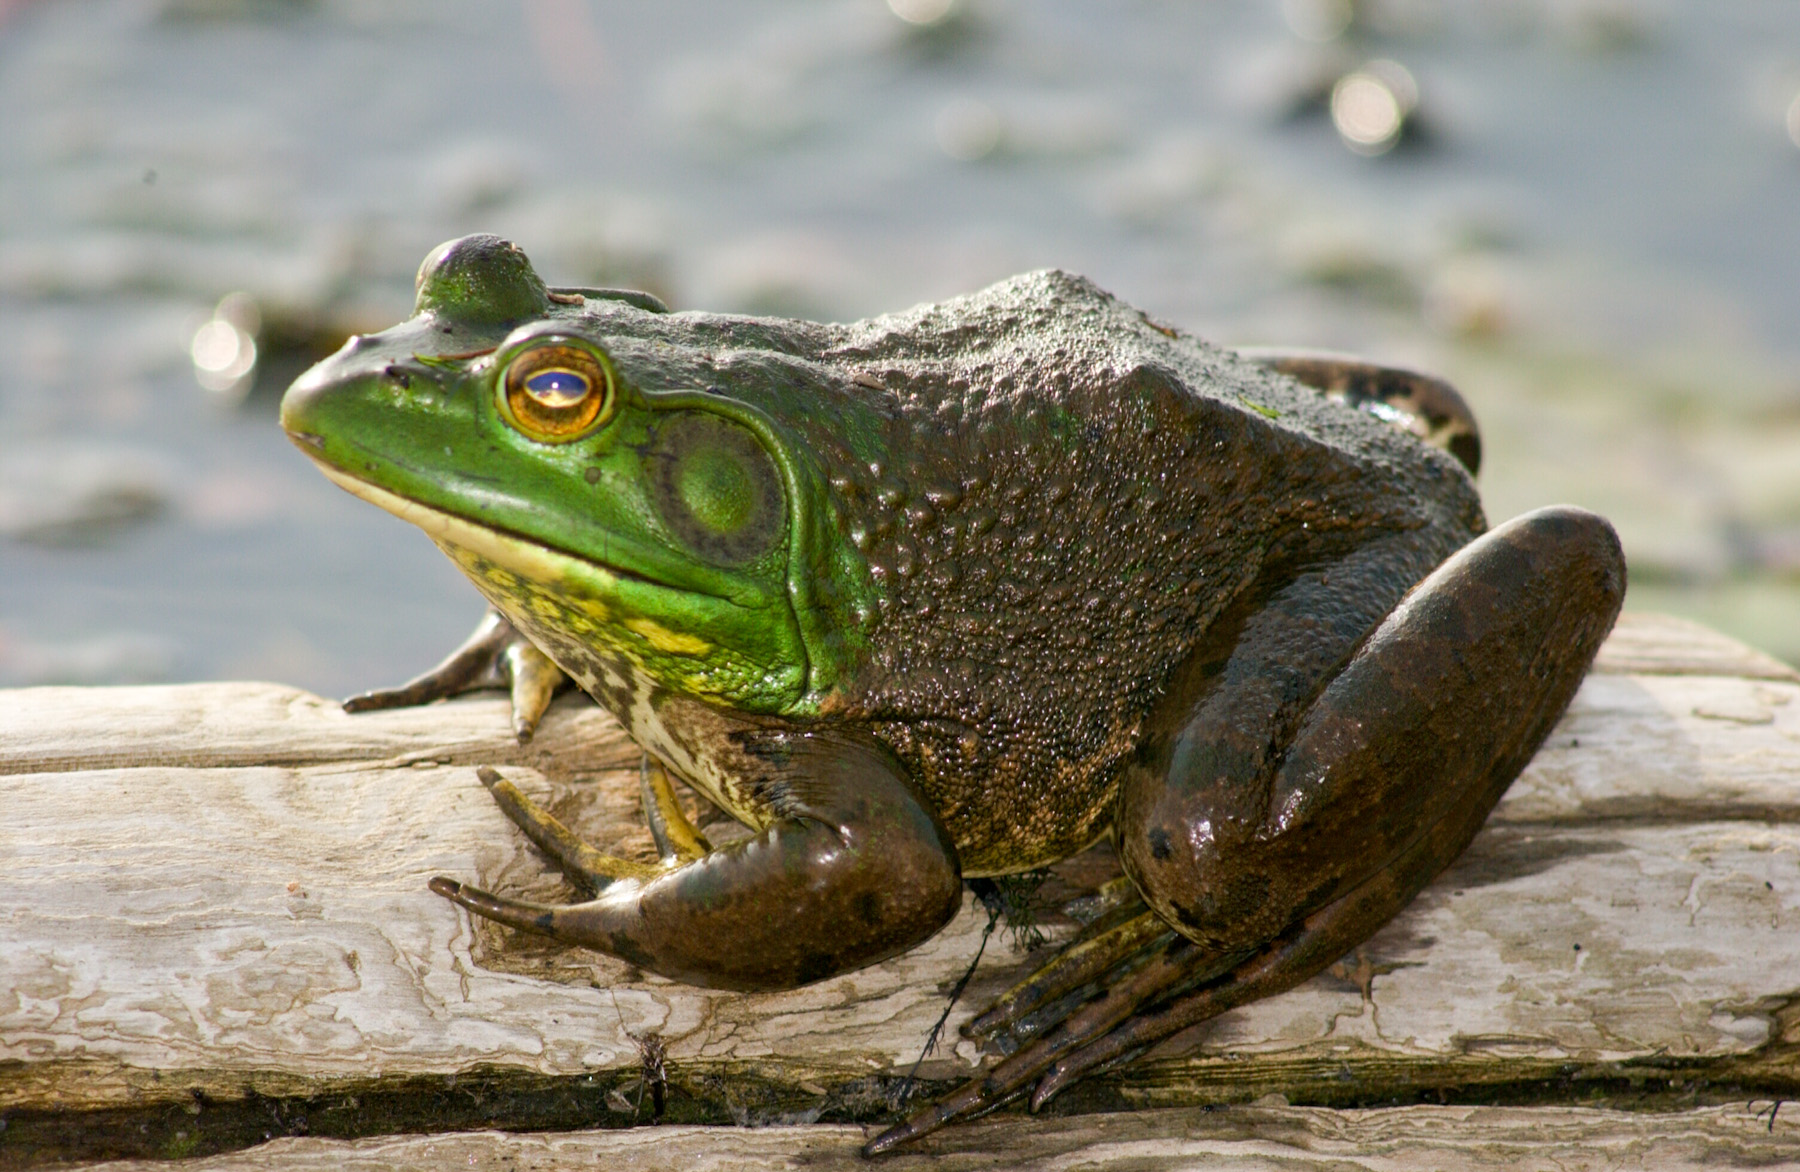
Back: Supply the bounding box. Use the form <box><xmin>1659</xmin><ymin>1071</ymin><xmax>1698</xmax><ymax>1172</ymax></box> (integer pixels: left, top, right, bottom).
<box><xmin>305</xmin><ymin>458</ymin><xmax>729</xmax><ymax>685</ymax></box>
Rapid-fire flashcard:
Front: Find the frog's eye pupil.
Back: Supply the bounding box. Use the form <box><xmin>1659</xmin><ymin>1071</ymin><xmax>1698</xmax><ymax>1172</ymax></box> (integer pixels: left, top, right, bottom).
<box><xmin>523</xmin><ymin>368</ymin><xmax>589</xmax><ymax>407</ymax></box>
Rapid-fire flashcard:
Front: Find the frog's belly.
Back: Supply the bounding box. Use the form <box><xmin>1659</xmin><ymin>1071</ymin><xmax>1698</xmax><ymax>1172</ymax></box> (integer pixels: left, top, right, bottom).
<box><xmin>882</xmin><ymin>717</ymin><xmax>1135</xmax><ymax>878</ymax></box>
<box><xmin>523</xmin><ymin>625</ymin><xmax>774</xmax><ymax>830</ymax></box>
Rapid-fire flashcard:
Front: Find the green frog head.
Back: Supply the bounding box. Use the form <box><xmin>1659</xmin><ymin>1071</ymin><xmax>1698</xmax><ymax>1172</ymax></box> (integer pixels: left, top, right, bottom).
<box><xmin>281</xmin><ymin>234</ymin><xmax>874</xmax><ymax>717</ymax></box>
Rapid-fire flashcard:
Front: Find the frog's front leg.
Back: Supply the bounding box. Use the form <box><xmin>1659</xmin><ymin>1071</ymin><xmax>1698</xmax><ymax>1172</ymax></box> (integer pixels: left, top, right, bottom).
<box><xmin>431</xmin><ymin>733</ymin><xmax>964</xmax><ymax>992</ymax></box>
<box><xmin>869</xmin><ymin>506</ymin><xmax>1623</xmax><ymax>1154</ymax></box>
<box><xmin>344</xmin><ymin>608</ymin><xmax>568</xmax><ymax>742</ymax></box>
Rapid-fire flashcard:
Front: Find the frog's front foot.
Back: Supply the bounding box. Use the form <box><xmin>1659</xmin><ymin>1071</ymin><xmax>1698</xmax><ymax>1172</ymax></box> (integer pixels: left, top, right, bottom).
<box><xmin>865</xmin><ymin>506</ymin><xmax>1625</xmax><ymax>1156</ymax></box>
<box><xmin>431</xmin><ymin>735</ymin><xmax>965</xmax><ymax>992</ymax></box>
<box><xmin>344</xmin><ymin>608</ymin><xmax>567</xmax><ymax>741</ymax></box>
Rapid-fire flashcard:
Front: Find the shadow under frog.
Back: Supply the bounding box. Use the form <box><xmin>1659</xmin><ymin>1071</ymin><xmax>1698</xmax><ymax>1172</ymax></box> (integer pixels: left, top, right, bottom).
<box><xmin>280</xmin><ymin>234</ymin><xmax>1625</xmax><ymax>1154</ymax></box>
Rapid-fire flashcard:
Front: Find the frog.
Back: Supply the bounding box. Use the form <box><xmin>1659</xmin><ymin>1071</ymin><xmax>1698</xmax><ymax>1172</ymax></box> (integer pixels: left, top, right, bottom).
<box><xmin>280</xmin><ymin>234</ymin><xmax>1625</xmax><ymax>1155</ymax></box>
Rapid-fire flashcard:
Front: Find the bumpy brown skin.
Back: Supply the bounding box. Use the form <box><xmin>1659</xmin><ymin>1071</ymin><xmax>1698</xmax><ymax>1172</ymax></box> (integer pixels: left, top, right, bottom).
<box><xmin>378</xmin><ymin>267</ymin><xmax>1488</xmax><ymax>882</ymax></box>
<box><xmin>796</xmin><ymin>273</ymin><xmax>1484</xmax><ymax>876</ymax></box>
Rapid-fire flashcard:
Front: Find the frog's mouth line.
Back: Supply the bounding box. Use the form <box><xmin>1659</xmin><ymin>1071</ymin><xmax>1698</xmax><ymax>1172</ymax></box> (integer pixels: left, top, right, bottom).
<box><xmin>305</xmin><ymin>456</ymin><xmax>684</xmax><ymax>602</ymax></box>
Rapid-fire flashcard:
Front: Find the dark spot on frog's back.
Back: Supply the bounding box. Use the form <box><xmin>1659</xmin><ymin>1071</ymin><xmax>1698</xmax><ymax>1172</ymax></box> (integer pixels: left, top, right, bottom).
<box><xmin>855</xmin><ymin>890</ymin><xmax>883</xmax><ymax>926</ymax></box>
<box><xmin>1148</xmin><ymin>827</ymin><xmax>1173</xmax><ymax>861</ymax></box>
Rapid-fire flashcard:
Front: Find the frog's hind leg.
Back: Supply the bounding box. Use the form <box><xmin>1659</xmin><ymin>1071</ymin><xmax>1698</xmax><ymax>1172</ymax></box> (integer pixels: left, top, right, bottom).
<box><xmin>870</xmin><ymin>770</ymin><xmax>1510</xmax><ymax>1158</ymax></box>
<box><xmin>865</xmin><ymin>506</ymin><xmax>1624</xmax><ymax>1156</ymax></box>
<box><xmin>1241</xmin><ymin>349</ymin><xmax>1482</xmax><ymax>475</ymax></box>
<box><xmin>1028</xmin><ymin>749</ymin><xmax>1535</xmax><ymax>1104</ymax></box>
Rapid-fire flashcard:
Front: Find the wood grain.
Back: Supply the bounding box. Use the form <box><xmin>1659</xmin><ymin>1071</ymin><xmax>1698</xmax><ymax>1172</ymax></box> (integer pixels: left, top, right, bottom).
<box><xmin>3</xmin><ymin>613</ymin><xmax>1798</xmax><ymax>1167</ymax></box>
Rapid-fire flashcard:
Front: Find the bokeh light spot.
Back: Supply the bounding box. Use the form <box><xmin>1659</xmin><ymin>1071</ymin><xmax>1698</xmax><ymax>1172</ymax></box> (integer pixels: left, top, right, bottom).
<box><xmin>888</xmin><ymin>0</ymin><xmax>955</xmax><ymax>26</ymax></box>
<box><xmin>191</xmin><ymin>318</ymin><xmax>257</xmax><ymax>395</ymax></box>
<box><xmin>1330</xmin><ymin>61</ymin><xmax>1417</xmax><ymax>157</ymax></box>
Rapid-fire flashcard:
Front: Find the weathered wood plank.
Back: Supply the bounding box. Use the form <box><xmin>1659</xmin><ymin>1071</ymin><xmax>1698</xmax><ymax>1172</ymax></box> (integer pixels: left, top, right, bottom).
<box><xmin>2</xmin><ymin>614</ymin><xmax>1799</xmax><ymax>1167</ymax></box>
<box><xmin>68</xmin><ymin>1103</ymin><xmax>1800</xmax><ymax>1171</ymax></box>
<box><xmin>0</xmin><ymin>685</ymin><xmax>635</xmax><ymax>778</ymax></box>
<box><xmin>1592</xmin><ymin>612</ymin><xmax>1800</xmax><ymax>682</ymax></box>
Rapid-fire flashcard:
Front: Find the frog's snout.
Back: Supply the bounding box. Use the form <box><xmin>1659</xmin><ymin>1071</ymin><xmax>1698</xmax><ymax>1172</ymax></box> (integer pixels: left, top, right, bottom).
<box><xmin>278</xmin><ymin>365</ymin><xmax>326</xmax><ymax>448</ymax></box>
<box><xmin>278</xmin><ymin>347</ymin><xmax>357</xmax><ymax>450</ymax></box>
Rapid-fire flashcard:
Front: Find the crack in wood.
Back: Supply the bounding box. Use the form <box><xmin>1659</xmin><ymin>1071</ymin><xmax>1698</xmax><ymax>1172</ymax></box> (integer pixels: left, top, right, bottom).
<box><xmin>7</xmin><ymin>1037</ymin><xmax>1800</xmax><ymax>1168</ymax></box>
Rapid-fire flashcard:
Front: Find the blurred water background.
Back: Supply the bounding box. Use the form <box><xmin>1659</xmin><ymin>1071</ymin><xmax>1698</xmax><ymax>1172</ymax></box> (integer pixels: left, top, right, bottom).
<box><xmin>4</xmin><ymin>0</ymin><xmax>1800</xmax><ymax>694</ymax></box>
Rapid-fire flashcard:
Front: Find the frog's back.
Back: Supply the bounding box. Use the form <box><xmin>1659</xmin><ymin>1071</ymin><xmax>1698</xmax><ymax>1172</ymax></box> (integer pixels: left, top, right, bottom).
<box><xmin>783</xmin><ymin>272</ymin><xmax>1482</xmax><ymax>874</ymax></box>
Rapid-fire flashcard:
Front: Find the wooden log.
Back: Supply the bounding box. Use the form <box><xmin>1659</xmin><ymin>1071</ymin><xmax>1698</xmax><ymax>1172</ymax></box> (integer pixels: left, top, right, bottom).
<box><xmin>61</xmin><ymin>1102</ymin><xmax>1800</xmax><ymax>1171</ymax></box>
<box><xmin>2</xmin><ymin>611</ymin><xmax>1799</xmax><ymax>1167</ymax></box>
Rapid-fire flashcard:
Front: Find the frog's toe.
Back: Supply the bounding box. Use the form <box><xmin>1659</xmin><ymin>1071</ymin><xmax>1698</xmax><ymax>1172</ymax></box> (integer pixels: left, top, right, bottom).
<box><xmin>868</xmin><ymin>907</ymin><xmax>1249</xmax><ymax>1155</ymax></box>
<box><xmin>474</xmin><ymin>765</ymin><xmax>660</xmax><ymax>892</ymax></box>
<box><xmin>639</xmin><ymin>755</ymin><xmax>712</xmax><ymax>865</ymax></box>
<box><xmin>1241</xmin><ymin>349</ymin><xmax>1482</xmax><ymax>475</ymax></box>
<box><xmin>428</xmin><ymin>876</ymin><xmax>634</xmax><ymax>956</ymax></box>
<box><xmin>429</xmin><ymin>875</ymin><xmax>551</xmax><ymax>932</ymax></box>
<box><xmin>344</xmin><ymin>608</ymin><xmax>513</xmax><ymax>713</ymax></box>
<box><xmin>868</xmin><ymin>931</ymin><xmax>1245</xmax><ymax>1155</ymax></box>
<box><xmin>960</xmin><ymin>906</ymin><xmax>1171</xmax><ymax>1047</ymax></box>
<box><xmin>343</xmin><ymin>608</ymin><xmax>568</xmax><ymax>742</ymax></box>
<box><xmin>503</xmin><ymin>637</ymin><xmax>564</xmax><ymax>742</ymax></box>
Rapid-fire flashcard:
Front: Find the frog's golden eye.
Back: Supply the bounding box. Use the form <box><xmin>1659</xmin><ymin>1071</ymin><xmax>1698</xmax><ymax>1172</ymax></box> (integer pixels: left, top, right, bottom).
<box><xmin>501</xmin><ymin>343</ymin><xmax>614</xmax><ymax>441</ymax></box>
